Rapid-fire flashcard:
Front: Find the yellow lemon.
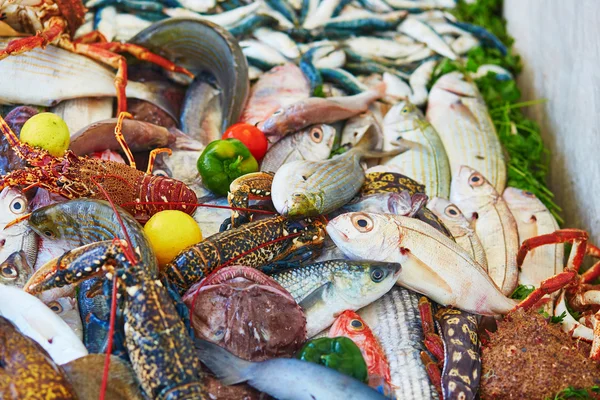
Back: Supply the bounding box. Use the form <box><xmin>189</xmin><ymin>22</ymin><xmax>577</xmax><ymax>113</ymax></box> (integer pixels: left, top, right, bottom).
<box><xmin>144</xmin><ymin>210</ymin><xmax>203</xmax><ymax>266</ymax></box>
<box><xmin>20</xmin><ymin>113</ymin><xmax>70</xmax><ymax>157</ymax></box>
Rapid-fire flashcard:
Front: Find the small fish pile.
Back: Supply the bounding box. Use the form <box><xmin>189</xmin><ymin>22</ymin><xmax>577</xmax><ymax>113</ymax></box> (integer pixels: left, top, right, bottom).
<box><xmin>0</xmin><ymin>0</ymin><xmax>594</xmax><ymax>399</ymax></box>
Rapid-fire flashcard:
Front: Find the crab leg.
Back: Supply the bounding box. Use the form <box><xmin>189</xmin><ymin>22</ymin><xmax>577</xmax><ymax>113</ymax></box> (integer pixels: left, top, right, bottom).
<box><xmin>0</xmin><ymin>17</ymin><xmax>66</xmax><ymax>59</ymax></box>
<box><xmin>420</xmin><ymin>351</ymin><xmax>443</xmax><ymax>399</ymax></box>
<box><xmin>146</xmin><ymin>148</ymin><xmax>172</xmax><ymax>175</ymax></box>
<box><xmin>114</xmin><ymin>112</ymin><xmax>136</xmax><ymax>168</ymax></box>
<box><xmin>517</xmin><ymin>229</ymin><xmax>588</xmax><ymax>272</ymax></box>
<box><xmin>73</xmin><ymin>30</ymin><xmax>108</xmax><ymax>44</ymax></box>
<box><xmin>418</xmin><ymin>297</ymin><xmax>445</xmax><ymax>363</ymax></box>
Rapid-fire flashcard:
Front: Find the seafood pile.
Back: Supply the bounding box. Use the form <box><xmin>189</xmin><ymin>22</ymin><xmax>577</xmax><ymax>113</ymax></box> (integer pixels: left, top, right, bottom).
<box><xmin>0</xmin><ymin>0</ymin><xmax>597</xmax><ymax>399</ymax></box>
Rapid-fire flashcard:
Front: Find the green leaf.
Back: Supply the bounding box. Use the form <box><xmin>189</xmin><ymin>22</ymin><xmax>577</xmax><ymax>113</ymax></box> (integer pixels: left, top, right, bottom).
<box><xmin>510</xmin><ymin>284</ymin><xmax>535</xmax><ymax>300</ymax></box>
<box><xmin>549</xmin><ymin>385</ymin><xmax>600</xmax><ymax>400</ymax></box>
<box><xmin>313</xmin><ymin>84</ymin><xmax>326</xmax><ymax>98</ymax></box>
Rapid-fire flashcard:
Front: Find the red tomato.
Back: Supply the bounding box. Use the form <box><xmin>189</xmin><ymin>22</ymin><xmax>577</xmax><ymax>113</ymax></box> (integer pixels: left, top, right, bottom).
<box><xmin>223</xmin><ymin>123</ymin><xmax>269</xmax><ymax>161</ymax></box>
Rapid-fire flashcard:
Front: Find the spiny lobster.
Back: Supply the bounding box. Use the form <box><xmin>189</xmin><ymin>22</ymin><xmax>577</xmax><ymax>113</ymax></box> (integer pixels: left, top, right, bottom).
<box><xmin>0</xmin><ymin>0</ymin><xmax>193</xmax><ymax>113</ymax></box>
<box><xmin>0</xmin><ymin>112</ymin><xmax>198</xmax><ymax>223</ymax></box>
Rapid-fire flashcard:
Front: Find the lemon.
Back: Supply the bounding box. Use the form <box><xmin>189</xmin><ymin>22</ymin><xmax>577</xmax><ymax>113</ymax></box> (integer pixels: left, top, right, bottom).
<box><xmin>144</xmin><ymin>210</ymin><xmax>203</xmax><ymax>266</ymax></box>
<box><xmin>20</xmin><ymin>113</ymin><xmax>70</xmax><ymax>157</ymax></box>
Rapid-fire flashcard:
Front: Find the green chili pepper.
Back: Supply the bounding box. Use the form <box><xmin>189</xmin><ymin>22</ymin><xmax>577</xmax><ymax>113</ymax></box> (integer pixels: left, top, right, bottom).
<box><xmin>197</xmin><ymin>138</ymin><xmax>259</xmax><ymax>196</ymax></box>
<box><xmin>296</xmin><ymin>337</ymin><xmax>368</xmax><ymax>382</ymax></box>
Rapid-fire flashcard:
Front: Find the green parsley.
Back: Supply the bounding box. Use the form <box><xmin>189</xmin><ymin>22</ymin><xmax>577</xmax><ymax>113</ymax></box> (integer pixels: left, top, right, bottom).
<box><xmin>510</xmin><ymin>284</ymin><xmax>535</xmax><ymax>300</ymax></box>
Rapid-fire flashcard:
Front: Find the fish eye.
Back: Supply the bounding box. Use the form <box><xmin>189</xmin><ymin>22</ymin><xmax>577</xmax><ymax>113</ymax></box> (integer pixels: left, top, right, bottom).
<box><xmin>1</xmin><ymin>265</ymin><xmax>17</xmax><ymax>280</ymax></box>
<box><xmin>371</xmin><ymin>267</ymin><xmax>385</xmax><ymax>282</ymax></box>
<box><xmin>153</xmin><ymin>169</ymin><xmax>169</xmax><ymax>177</ymax></box>
<box><xmin>43</xmin><ymin>230</ymin><xmax>55</xmax><ymax>239</ymax></box>
<box><xmin>47</xmin><ymin>301</ymin><xmax>63</xmax><ymax>314</ymax></box>
<box><xmin>524</xmin><ymin>191</ymin><xmax>535</xmax><ymax>197</ymax></box>
<box><xmin>351</xmin><ymin>214</ymin><xmax>373</xmax><ymax>232</ymax></box>
<box><xmin>273</xmin><ymin>109</ymin><xmax>283</xmax><ymax>115</ymax></box>
<box><xmin>350</xmin><ymin>319</ymin><xmax>364</xmax><ymax>330</ymax></box>
<box><xmin>468</xmin><ymin>172</ymin><xmax>484</xmax><ymax>187</ymax></box>
<box><xmin>213</xmin><ymin>328</ymin><xmax>225</xmax><ymax>341</ymax></box>
<box><xmin>310</xmin><ymin>127</ymin><xmax>323</xmax><ymax>143</ymax></box>
<box><xmin>401</xmin><ymin>106</ymin><xmax>409</xmax><ymax>114</ymax></box>
<box><xmin>445</xmin><ymin>205</ymin><xmax>460</xmax><ymax>217</ymax></box>
<box><xmin>9</xmin><ymin>197</ymin><xmax>27</xmax><ymax>214</ymax></box>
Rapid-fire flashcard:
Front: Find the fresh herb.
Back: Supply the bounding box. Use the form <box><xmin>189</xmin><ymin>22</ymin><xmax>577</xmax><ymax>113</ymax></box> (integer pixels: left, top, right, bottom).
<box><xmin>565</xmin><ymin>299</ymin><xmax>581</xmax><ymax>320</ymax></box>
<box><xmin>510</xmin><ymin>284</ymin><xmax>535</xmax><ymax>300</ymax></box>
<box><xmin>547</xmin><ymin>385</ymin><xmax>600</xmax><ymax>400</ymax></box>
<box><xmin>538</xmin><ymin>310</ymin><xmax>567</xmax><ymax>324</ymax></box>
<box><xmin>428</xmin><ymin>0</ymin><xmax>562</xmax><ymax>222</ymax></box>
<box><xmin>313</xmin><ymin>84</ymin><xmax>326</xmax><ymax>98</ymax></box>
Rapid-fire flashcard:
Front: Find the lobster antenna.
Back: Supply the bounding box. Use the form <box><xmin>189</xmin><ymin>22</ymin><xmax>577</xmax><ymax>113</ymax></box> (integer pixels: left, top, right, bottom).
<box><xmin>120</xmin><ymin>200</ymin><xmax>277</xmax><ymax>215</ymax></box>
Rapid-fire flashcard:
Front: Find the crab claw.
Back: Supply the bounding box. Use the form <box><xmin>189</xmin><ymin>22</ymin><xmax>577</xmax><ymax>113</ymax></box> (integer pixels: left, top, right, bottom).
<box><xmin>24</xmin><ymin>240</ymin><xmax>122</xmax><ymax>294</ymax></box>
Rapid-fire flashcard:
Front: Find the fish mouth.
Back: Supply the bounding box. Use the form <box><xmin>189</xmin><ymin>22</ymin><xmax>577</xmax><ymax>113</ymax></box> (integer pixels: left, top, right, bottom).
<box><xmin>439</xmin><ymin>86</ymin><xmax>477</xmax><ymax>98</ymax></box>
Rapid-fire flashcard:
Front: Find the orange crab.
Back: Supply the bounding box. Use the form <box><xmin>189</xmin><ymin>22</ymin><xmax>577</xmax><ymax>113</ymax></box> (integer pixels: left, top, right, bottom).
<box><xmin>0</xmin><ymin>0</ymin><xmax>193</xmax><ymax>113</ymax></box>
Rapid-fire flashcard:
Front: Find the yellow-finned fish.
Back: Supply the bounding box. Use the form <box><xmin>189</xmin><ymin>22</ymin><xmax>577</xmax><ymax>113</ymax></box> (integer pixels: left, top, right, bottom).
<box><xmin>382</xmin><ymin>101</ymin><xmax>451</xmax><ymax>199</ymax></box>
<box><xmin>426</xmin><ymin>71</ymin><xmax>506</xmax><ymax>193</ymax></box>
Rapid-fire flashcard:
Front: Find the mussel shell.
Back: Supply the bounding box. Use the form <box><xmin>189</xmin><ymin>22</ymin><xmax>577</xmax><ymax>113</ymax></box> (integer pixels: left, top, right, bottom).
<box><xmin>131</xmin><ymin>18</ymin><xmax>249</xmax><ymax>132</ymax></box>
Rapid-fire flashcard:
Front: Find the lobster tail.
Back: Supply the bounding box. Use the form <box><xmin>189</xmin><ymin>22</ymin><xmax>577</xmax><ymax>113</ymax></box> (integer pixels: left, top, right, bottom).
<box><xmin>133</xmin><ymin>174</ymin><xmax>198</xmax><ymax>222</ymax></box>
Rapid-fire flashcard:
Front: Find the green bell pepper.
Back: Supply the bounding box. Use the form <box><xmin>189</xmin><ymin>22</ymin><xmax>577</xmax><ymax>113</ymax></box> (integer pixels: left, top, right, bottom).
<box><xmin>197</xmin><ymin>138</ymin><xmax>259</xmax><ymax>196</ymax></box>
<box><xmin>296</xmin><ymin>337</ymin><xmax>368</xmax><ymax>382</ymax></box>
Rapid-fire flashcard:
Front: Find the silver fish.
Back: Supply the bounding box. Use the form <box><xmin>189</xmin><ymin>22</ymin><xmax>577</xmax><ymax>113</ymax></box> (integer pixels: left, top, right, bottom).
<box><xmin>382</xmin><ymin>101</ymin><xmax>451</xmax><ymax>199</ymax></box>
<box><xmin>261</xmin><ymin>124</ymin><xmax>336</xmax><ymax>172</ymax></box>
<box><xmin>427</xmin><ymin>72</ymin><xmax>506</xmax><ymax>192</ymax></box>
<box><xmin>358</xmin><ymin>286</ymin><xmax>439</xmax><ymax>400</ymax></box>
<box><xmin>428</xmin><ymin>197</ymin><xmax>488</xmax><ymax>272</ymax></box>
<box><xmin>0</xmin><ymin>39</ymin><xmax>177</xmax><ymax>119</ymax></box>
<box><xmin>398</xmin><ymin>17</ymin><xmax>457</xmax><ymax>60</ymax></box>
<box><xmin>180</xmin><ymin>72</ymin><xmax>223</xmax><ymax>145</ymax></box>
<box><xmin>196</xmin><ymin>339</ymin><xmax>389</xmax><ymax>399</ymax></box>
<box><xmin>450</xmin><ymin>166</ymin><xmax>519</xmax><ymax>296</ymax></box>
<box><xmin>271</xmin><ymin>259</ymin><xmax>401</xmax><ymax>337</ymax></box>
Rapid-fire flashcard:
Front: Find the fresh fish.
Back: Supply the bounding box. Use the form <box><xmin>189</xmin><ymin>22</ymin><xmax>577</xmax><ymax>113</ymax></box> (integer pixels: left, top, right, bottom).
<box><xmin>254</xmin><ymin>27</ymin><xmax>300</xmax><ymax>59</ymax></box>
<box><xmin>196</xmin><ymin>339</ymin><xmax>389</xmax><ymax>399</ymax></box>
<box><xmin>314</xmin><ymin>49</ymin><xmax>346</xmax><ymax>69</ymax></box>
<box><xmin>328</xmin><ymin>310</ymin><xmax>393</xmax><ymax>396</ymax></box>
<box><xmin>248</xmin><ymin>65</ymin><xmax>264</xmax><ymax>80</ymax></box>
<box><xmin>261</xmin><ymin>82</ymin><xmax>386</xmax><ymax>136</ymax></box>
<box><xmin>241</xmin><ymin>39</ymin><xmax>289</xmax><ymax>68</ymax></box>
<box><xmin>0</xmin><ymin>284</ymin><xmax>88</xmax><ymax>364</ymax></box>
<box><xmin>131</xmin><ymin>18</ymin><xmax>249</xmax><ymax>131</ymax></box>
<box><xmin>0</xmin><ymin>187</ymin><xmax>37</xmax><ymax>277</ymax></box>
<box><xmin>0</xmin><ymin>39</ymin><xmax>176</xmax><ymax>118</ymax></box>
<box><xmin>180</xmin><ymin>72</ymin><xmax>223</xmax><ymax>145</ymax></box>
<box><xmin>345</xmin><ymin>37</ymin><xmax>426</xmax><ymax>59</ymax></box>
<box><xmin>179</xmin><ymin>0</ymin><xmax>217</xmax><ymax>12</ymax></box>
<box><xmin>356</xmin><ymin>0</ymin><xmax>392</xmax><ymax>12</ymax></box>
<box><xmin>300</xmin><ymin>0</ymin><xmax>319</xmax><ymax>25</ymax></box>
<box><xmin>426</xmin><ymin>71</ymin><xmax>506</xmax><ymax>192</ymax></box>
<box><xmin>319</xmin><ymin>68</ymin><xmax>368</xmax><ymax>95</ymax></box>
<box><xmin>51</xmin><ymin>98</ymin><xmax>114</xmax><ymax>136</ymax></box>
<box><xmin>340</xmin><ymin>107</ymin><xmax>384</xmax><ymax>155</ymax></box>
<box><xmin>46</xmin><ymin>297</ymin><xmax>83</xmax><ymax>341</ymax></box>
<box><xmin>384</xmin><ymin>0</ymin><xmax>455</xmax><ymax>10</ymax></box>
<box><xmin>450</xmin><ymin>34</ymin><xmax>480</xmax><ymax>55</ymax></box>
<box><xmin>261</xmin><ymin>124</ymin><xmax>336</xmax><ymax>172</ymax></box>
<box><xmin>382</xmin><ymin>101</ymin><xmax>451</xmax><ymax>198</ymax></box>
<box><xmin>472</xmin><ymin>64</ymin><xmax>513</xmax><ymax>80</ymax></box>
<box><xmin>326</xmin><ymin>212</ymin><xmax>517</xmax><ymax>315</ymax></box>
<box><xmin>398</xmin><ymin>18</ymin><xmax>457</xmax><ymax>60</ymax></box>
<box><xmin>383</xmin><ymin>72</ymin><xmax>412</xmax><ymax>99</ymax></box>
<box><xmin>95</xmin><ymin>6</ymin><xmax>118</xmax><ymax>41</ymax></box>
<box><xmin>239</xmin><ymin>63</ymin><xmax>310</xmax><ymax>126</ymax></box>
<box><xmin>357</xmin><ymin>286</ymin><xmax>439</xmax><ymax>400</ymax></box>
<box><xmin>164</xmin><ymin>2</ymin><xmax>263</xmax><ymax>27</ymax></box>
<box><xmin>427</xmin><ymin>197</ymin><xmax>488</xmax><ymax>272</ymax></box>
<box><xmin>323</xmin><ymin>10</ymin><xmax>407</xmax><ymax>32</ymax></box>
<box><xmin>271</xmin><ymin>260</ymin><xmax>401</xmax><ymax>337</ymax></box>
<box><xmin>408</xmin><ymin>59</ymin><xmax>437</xmax><ymax>107</ymax></box>
<box><xmin>502</xmin><ymin>187</ymin><xmax>564</xmax><ymax>288</ymax></box>
<box><xmin>228</xmin><ymin>13</ymin><xmax>279</xmax><ymax>37</ymax></box>
<box><xmin>450</xmin><ymin>166</ymin><xmax>519</xmax><ymax>296</ymax></box>
<box><xmin>271</xmin><ymin>118</ymin><xmax>404</xmax><ymax>217</ymax></box>
<box><xmin>264</xmin><ymin>0</ymin><xmax>298</xmax><ymax>26</ymax></box>
<box><xmin>340</xmin><ymin>191</ymin><xmax>426</xmax><ymax>217</ymax></box>
<box><xmin>302</xmin><ymin>0</ymin><xmax>343</xmax><ymax>29</ymax></box>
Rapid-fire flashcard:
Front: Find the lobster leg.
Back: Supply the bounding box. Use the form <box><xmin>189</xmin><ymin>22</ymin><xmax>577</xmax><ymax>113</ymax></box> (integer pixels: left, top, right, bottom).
<box><xmin>0</xmin><ymin>17</ymin><xmax>66</xmax><ymax>59</ymax></box>
<box><xmin>581</xmin><ymin>244</ymin><xmax>600</xmax><ymax>283</ymax></box>
<box><xmin>114</xmin><ymin>112</ymin><xmax>136</xmax><ymax>168</ymax></box>
<box><xmin>418</xmin><ymin>297</ymin><xmax>445</xmax><ymax>363</ymax></box>
<box><xmin>420</xmin><ymin>351</ymin><xmax>443</xmax><ymax>399</ymax></box>
<box><xmin>74</xmin><ymin>30</ymin><xmax>108</xmax><ymax>44</ymax></box>
<box><xmin>228</xmin><ymin>172</ymin><xmax>275</xmax><ymax>228</ymax></box>
<box><xmin>0</xmin><ymin>116</ymin><xmax>55</xmax><ymax>166</ymax></box>
<box><xmin>146</xmin><ymin>148</ymin><xmax>173</xmax><ymax>175</ymax></box>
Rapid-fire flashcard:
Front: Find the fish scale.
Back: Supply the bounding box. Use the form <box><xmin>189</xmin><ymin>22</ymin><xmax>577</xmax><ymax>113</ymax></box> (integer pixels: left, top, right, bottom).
<box><xmin>358</xmin><ymin>286</ymin><xmax>439</xmax><ymax>400</ymax></box>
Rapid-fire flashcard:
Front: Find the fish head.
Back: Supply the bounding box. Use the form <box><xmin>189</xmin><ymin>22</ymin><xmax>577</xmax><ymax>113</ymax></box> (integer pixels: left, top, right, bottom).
<box><xmin>502</xmin><ymin>187</ymin><xmax>546</xmax><ymax>214</ymax></box>
<box><xmin>427</xmin><ymin>72</ymin><xmax>479</xmax><ymax>119</ymax></box>
<box><xmin>29</xmin><ymin>202</ymin><xmax>79</xmax><ymax>245</ymax></box>
<box><xmin>0</xmin><ymin>187</ymin><xmax>30</xmax><ymax>227</ymax></box>
<box><xmin>427</xmin><ymin>196</ymin><xmax>470</xmax><ymax>234</ymax></box>
<box><xmin>329</xmin><ymin>310</ymin><xmax>372</xmax><ymax>345</ymax></box>
<box><xmin>326</xmin><ymin>212</ymin><xmax>400</xmax><ymax>261</ymax></box>
<box><xmin>260</xmin><ymin>105</ymin><xmax>297</xmax><ymax>136</ymax></box>
<box><xmin>272</xmin><ymin>162</ymin><xmax>324</xmax><ymax>218</ymax></box>
<box><xmin>300</xmin><ymin>124</ymin><xmax>337</xmax><ymax>154</ymax></box>
<box><xmin>0</xmin><ymin>250</ymin><xmax>33</xmax><ymax>287</ymax></box>
<box><xmin>330</xmin><ymin>260</ymin><xmax>401</xmax><ymax>307</ymax></box>
<box><xmin>450</xmin><ymin>166</ymin><xmax>498</xmax><ymax>220</ymax></box>
<box><xmin>431</xmin><ymin>71</ymin><xmax>479</xmax><ymax>99</ymax></box>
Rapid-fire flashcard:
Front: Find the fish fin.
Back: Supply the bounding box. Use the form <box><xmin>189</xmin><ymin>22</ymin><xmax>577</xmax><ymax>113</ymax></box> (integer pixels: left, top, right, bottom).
<box><xmin>299</xmin><ymin>282</ymin><xmax>331</xmax><ymax>310</ymax></box>
<box><xmin>194</xmin><ymin>339</ymin><xmax>252</xmax><ymax>385</ymax></box>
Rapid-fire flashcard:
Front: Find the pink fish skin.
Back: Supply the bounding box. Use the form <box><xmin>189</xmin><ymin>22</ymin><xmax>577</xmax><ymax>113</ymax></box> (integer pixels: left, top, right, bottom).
<box><xmin>239</xmin><ymin>63</ymin><xmax>310</xmax><ymax>126</ymax></box>
<box><xmin>260</xmin><ymin>82</ymin><xmax>387</xmax><ymax>137</ymax></box>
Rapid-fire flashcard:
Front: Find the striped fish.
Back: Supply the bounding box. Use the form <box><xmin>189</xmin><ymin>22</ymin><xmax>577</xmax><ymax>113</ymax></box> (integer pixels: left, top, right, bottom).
<box><xmin>426</xmin><ymin>71</ymin><xmax>506</xmax><ymax>193</ymax></box>
<box><xmin>271</xmin><ymin>124</ymin><xmax>407</xmax><ymax>218</ymax></box>
<box><xmin>382</xmin><ymin>101</ymin><xmax>451</xmax><ymax>199</ymax></box>
<box><xmin>358</xmin><ymin>286</ymin><xmax>439</xmax><ymax>400</ymax></box>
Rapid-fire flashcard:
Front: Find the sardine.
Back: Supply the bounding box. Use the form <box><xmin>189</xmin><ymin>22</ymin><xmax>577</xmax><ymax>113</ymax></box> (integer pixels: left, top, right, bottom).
<box><xmin>502</xmin><ymin>187</ymin><xmax>564</xmax><ymax>288</ymax></box>
<box><xmin>358</xmin><ymin>287</ymin><xmax>439</xmax><ymax>400</ymax></box>
<box><xmin>271</xmin><ymin>119</ymin><xmax>404</xmax><ymax>217</ymax></box>
<box><xmin>253</xmin><ymin>27</ymin><xmax>300</xmax><ymax>59</ymax></box>
<box><xmin>302</xmin><ymin>0</ymin><xmax>343</xmax><ymax>29</ymax></box>
<box><xmin>164</xmin><ymin>2</ymin><xmax>263</xmax><ymax>27</ymax></box>
<box><xmin>450</xmin><ymin>166</ymin><xmax>519</xmax><ymax>296</ymax></box>
<box><xmin>428</xmin><ymin>197</ymin><xmax>488</xmax><ymax>272</ymax></box>
<box><xmin>427</xmin><ymin>71</ymin><xmax>506</xmax><ymax>192</ymax></box>
<box><xmin>196</xmin><ymin>339</ymin><xmax>389</xmax><ymax>399</ymax></box>
<box><xmin>0</xmin><ymin>284</ymin><xmax>88</xmax><ymax>364</ymax></box>
<box><xmin>239</xmin><ymin>63</ymin><xmax>310</xmax><ymax>126</ymax></box>
<box><xmin>271</xmin><ymin>260</ymin><xmax>401</xmax><ymax>337</ymax></box>
<box><xmin>0</xmin><ymin>39</ymin><xmax>177</xmax><ymax>118</ymax></box>
<box><xmin>408</xmin><ymin>59</ymin><xmax>436</xmax><ymax>107</ymax></box>
<box><xmin>345</xmin><ymin>36</ymin><xmax>425</xmax><ymax>59</ymax></box>
<box><xmin>398</xmin><ymin>17</ymin><xmax>457</xmax><ymax>60</ymax></box>
<box><xmin>180</xmin><ymin>72</ymin><xmax>223</xmax><ymax>145</ymax></box>
<box><xmin>382</xmin><ymin>101</ymin><xmax>451</xmax><ymax>199</ymax></box>
<box><xmin>261</xmin><ymin>82</ymin><xmax>386</xmax><ymax>136</ymax></box>
<box><xmin>240</xmin><ymin>39</ymin><xmax>289</xmax><ymax>67</ymax></box>
<box><xmin>261</xmin><ymin>124</ymin><xmax>336</xmax><ymax>172</ymax></box>
<box><xmin>0</xmin><ymin>187</ymin><xmax>37</xmax><ymax>276</ymax></box>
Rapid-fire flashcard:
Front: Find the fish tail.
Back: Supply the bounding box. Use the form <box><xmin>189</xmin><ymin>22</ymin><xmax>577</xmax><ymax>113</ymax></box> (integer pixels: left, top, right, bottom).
<box><xmin>194</xmin><ymin>339</ymin><xmax>252</xmax><ymax>385</ymax></box>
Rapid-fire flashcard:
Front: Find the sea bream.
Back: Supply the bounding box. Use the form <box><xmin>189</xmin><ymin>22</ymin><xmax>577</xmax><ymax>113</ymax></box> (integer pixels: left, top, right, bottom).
<box><xmin>426</xmin><ymin>71</ymin><xmax>506</xmax><ymax>193</ymax></box>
